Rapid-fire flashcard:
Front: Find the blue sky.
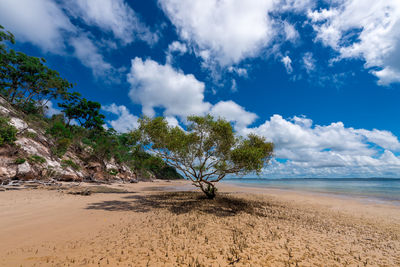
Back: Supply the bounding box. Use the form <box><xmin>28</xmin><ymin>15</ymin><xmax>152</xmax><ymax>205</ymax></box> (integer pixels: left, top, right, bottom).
<box><xmin>1</xmin><ymin>0</ymin><xmax>400</xmax><ymax>178</ymax></box>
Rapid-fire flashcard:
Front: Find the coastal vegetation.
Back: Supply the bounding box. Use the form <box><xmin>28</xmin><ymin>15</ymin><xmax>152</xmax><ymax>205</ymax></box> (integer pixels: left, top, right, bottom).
<box><xmin>0</xmin><ymin>24</ymin><xmax>273</xmax><ymax>194</ymax></box>
<box><xmin>0</xmin><ymin>116</ymin><xmax>17</xmax><ymax>146</ymax></box>
<box><xmin>137</xmin><ymin>115</ymin><xmax>274</xmax><ymax>198</ymax></box>
<box><xmin>0</xmin><ymin>25</ymin><xmax>181</xmax><ymax>180</ymax></box>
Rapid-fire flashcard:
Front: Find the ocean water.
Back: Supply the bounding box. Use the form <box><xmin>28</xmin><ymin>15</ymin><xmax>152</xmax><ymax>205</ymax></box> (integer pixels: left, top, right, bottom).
<box><xmin>222</xmin><ymin>178</ymin><xmax>400</xmax><ymax>204</ymax></box>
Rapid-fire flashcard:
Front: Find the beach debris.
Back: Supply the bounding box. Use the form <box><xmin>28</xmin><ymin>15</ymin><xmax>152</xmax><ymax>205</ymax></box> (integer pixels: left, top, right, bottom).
<box><xmin>66</xmin><ymin>186</ymin><xmax>129</xmax><ymax>196</ymax></box>
<box><xmin>68</xmin><ymin>188</ymin><xmax>92</xmax><ymax>196</ymax></box>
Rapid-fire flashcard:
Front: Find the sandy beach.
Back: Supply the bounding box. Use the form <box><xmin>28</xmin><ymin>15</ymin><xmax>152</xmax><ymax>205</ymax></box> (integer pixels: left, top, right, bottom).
<box><xmin>0</xmin><ymin>180</ymin><xmax>399</xmax><ymax>266</ymax></box>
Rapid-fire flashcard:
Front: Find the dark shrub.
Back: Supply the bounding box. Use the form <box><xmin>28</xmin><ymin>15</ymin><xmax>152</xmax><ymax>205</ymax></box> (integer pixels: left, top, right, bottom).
<box><xmin>14</xmin><ymin>158</ymin><xmax>26</xmax><ymax>164</ymax></box>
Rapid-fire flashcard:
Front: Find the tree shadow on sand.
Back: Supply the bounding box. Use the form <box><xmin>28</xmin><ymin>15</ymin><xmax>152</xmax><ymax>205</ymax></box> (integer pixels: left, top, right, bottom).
<box><xmin>86</xmin><ymin>192</ymin><xmax>276</xmax><ymax>217</ymax></box>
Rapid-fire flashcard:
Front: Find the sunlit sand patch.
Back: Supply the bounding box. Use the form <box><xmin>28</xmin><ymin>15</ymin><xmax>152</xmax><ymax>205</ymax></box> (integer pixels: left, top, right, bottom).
<box><xmin>0</xmin><ymin>180</ymin><xmax>399</xmax><ymax>266</ymax></box>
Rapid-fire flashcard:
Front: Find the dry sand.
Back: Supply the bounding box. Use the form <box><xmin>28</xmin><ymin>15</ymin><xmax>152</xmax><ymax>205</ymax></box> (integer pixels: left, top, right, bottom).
<box><xmin>0</xmin><ymin>180</ymin><xmax>399</xmax><ymax>266</ymax></box>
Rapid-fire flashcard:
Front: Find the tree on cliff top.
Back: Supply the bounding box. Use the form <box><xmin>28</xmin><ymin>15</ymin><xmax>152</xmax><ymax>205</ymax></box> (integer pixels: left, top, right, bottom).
<box><xmin>0</xmin><ymin>25</ymin><xmax>73</xmax><ymax>112</ymax></box>
<box><xmin>136</xmin><ymin>115</ymin><xmax>274</xmax><ymax>199</ymax></box>
<box><xmin>58</xmin><ymin>92</ymin><xmax>105</xmax><ymax>130</ymax></box>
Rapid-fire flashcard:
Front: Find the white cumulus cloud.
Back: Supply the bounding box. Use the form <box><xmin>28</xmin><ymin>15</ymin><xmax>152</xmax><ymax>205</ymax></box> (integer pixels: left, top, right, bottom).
<box><xmin>278</xmin><ymin>0</ymin><xmax>315</xmax><ymax>13</ymax></box>
<box><xmin>128</xmin><ymin>57</ymin><xmax>212</xmax><ymax>118</ymax></box>
<box><xmin>281</xmin><ymin>55</ymin><xmax>293</xmax><ymax>73</ymax></box>
<box><xmin>64</xmin><ymin>0</ymin><xmax>157</xmax><ymax>45</ymax></box>
<box><xmin>70</xmin><ymin>34</ymin><xmax>114</xmax><ymax>77</ymax></box>
<box><xmin>355</xmin><ymin>129</ymin><xmax>400</xmax><ymax>151</ymax></box>
<box><xmin>102</xmin><ymin>103</ymin><xmax>139</xmax><ymax>133</ymax></box>
<box><xmin>127</xmin><ymin>57</ymin><xmax>259</xmax><ymax>129</ymax></box>
<box><xmin>0</xmin><ymin>0</ymin><xmax>156</xmax><ymax>79</ymax></box>
<box><xmin>283</xmin><ymin>21</ymin><xmax>299</xmax><ymax>43</ymax></box>
<box><xmin>159</xmin><ymin>0</ymin><xmax>277</xmax><ymax>67</ymax></box>
<box><xmin>159</xmin><ymin>0</ymin><xmax>317</xmax><ymax>72</ymax></box>
<box><xmin>302</xmin><ymin>52</ymin><xmax>315</xmax><ymax>72</ymax></box>
<box><xmin>210</xmin><ymin>101</ymin><xmax>258</xmax><ymax>130</ymax></box>
<box><xmin>309</xmin><ymin>0</ymin><xmax>400</xmax><ymax>85</ymax></box>
<box><xmin>125</xmin><ymin>55</ymin><xmax>400</xmax><ymax>177</ymax></box>
<box><xmin>227</xmin><ymin>66</ymin><xmax>248</xmax><ymax>78</ymax></box>
<box><xmin>167</xmin><ymin>41</ymin><xmax>188</xmax><ymax>54</ymax></box>
<box><xmin>166</xmin><ymin>41</ymin><xmax>188</xmax><ymax>64</ymax></box>
<box><xmin>243</xmin><ymin>114</ymin><xmax>400</xmax><ymax>177</ymax></box>
<box><xmin>0</xmin><ymin>0</ymin><xmax>75</xmax><ymax>53</ymax></box>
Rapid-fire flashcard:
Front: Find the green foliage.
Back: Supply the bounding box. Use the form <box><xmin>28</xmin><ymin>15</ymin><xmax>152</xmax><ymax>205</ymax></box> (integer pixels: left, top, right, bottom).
<box><xmin>0</xmin><ymin>25</ymin><xmax>183</xmax><ymax>181</ymax></box>
<box><xmin>0</xmin><ymin>24</ymin><xmax>73</xmax><ymax>116</ymax></box>
<box><xmin>19</xmin><ymin>100</ymin><xmax>43</xmax><ymax>115</ymax></box>
<box><xmin>46</xmin><ymin>118</ymin><xmax>73</xmax><ymax>157</ymax></box>
<box><xmin>0</xmin><ymin>116</ymin><xmax>17</xmax><ymax>146</ymax></box>
<box><xmin>1</xmin><ymin>24</ymin><xmax>103</xmax><ymax>126</ymax></box>
<box><xmin>142</xmin><ymin>156</ymin><xmax>183</xmax><ymax>180</ymax></box>
<box><xmin>231</xmin><ymin>134</ymin><xmax>275</xmax><ymax>175</ymax></box>
<box><xmin>88</xmin><ymin>129</ymin><xmax>139</xmax><ymax>163</ymax></box>
<box><xmin>58</xmin><ymin>93</ymin><xmax>105</xmax><ymax>130</ymax></box>
<box><xmin>137</xmin><ymin>115</ymin><xmax>274</xmax><ymax>198</ymax></box>
<box><xmin>25</xmin><ymin>112</ymin><xmax>48</xmax><ymax>129</ymax></box>
<box><xmin>88</xmin><ymin>130</ymin><xmax>116</xmax><ymax>161</ymax></box>
<box><xmin>28</xmin><ymin>154</ymin><xmax>46</xmax><ymax>164</ymax></box>
<box><xmin>1</xmin><ymin>24</ymin><xmax>73</xmax><ymax>117</ymax></box>
<box><xmin>55</xmin><ymin>138</ymin><xmax>72</xmax><ymax>157</ymax></box>
<box><xmin>0</xmin><ymin>25</ymin><xmax>15</xmax><ymax>45</ymax></box>
<box><xmin>0</xmin><ymin>25</ymin><xmax>15</xmax><ymax>96</ymax></box>
<box><xmin>61</xmin><ymin>159</ymin><xmax>80</xmax><ymax>171</ymax></box>
<box><xmin>0</xmin><ymin>48</ymin><xmax>73</xmax><ymax>112</ymax></box>
<box><xmin>24</xmin><ymin>131</ymin><xmax>37</xmax><ymax>139</ymax></box>
<box><xmin>47</xmin><ymin>119</ymin><xmax>72</xmax><ymax>139</ymax></box>
<box><xmin>14</xmin><ymin>157</ymin><xmax>26</xmax><ymax>164</ymax></box>
<box><xmin>143</xmin><ymin>156</ymin><xmax>164</xmax><ymax>170</ymax></box>
<box><xmin>108</xmin><ymin>169</ymin><xmax>118</xmax><ymax>176</ymax></box>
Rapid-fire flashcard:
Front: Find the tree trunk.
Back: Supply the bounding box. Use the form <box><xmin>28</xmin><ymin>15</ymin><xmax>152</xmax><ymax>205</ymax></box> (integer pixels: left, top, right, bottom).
<box><xmin>9</xmin><ymin>86</ymin><xmax>18</xmax><ymax>103</ymax></box>
<box><xmin>200</xmin><ymin>182</ymin><xmax>217</xmax><ymax>199</ymax></box>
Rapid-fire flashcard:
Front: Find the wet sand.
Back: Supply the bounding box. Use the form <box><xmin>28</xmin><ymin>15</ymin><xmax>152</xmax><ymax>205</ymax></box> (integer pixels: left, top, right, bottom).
<box><xmin>0</xmin><ymin>180</ymin><xmax>399</xmax><ymax>266</ymax></box>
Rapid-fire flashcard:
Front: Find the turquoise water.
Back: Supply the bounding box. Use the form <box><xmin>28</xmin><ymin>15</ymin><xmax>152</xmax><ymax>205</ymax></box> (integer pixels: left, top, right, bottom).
<box><xmin>222</xmin><ymin>178</ymin><xmax>400</xmax><ymax>203</ymax></box>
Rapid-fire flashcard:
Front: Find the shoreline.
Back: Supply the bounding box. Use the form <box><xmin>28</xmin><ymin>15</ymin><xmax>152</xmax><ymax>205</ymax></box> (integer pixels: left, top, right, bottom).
<box><xmin>221</xmin><ymin>178</ymin><xmax>400</xmax><ymax>205</ymax></box>
<box><xmin>1</xmin><ymin>180</ymin><xmax>399</xmax><ymax>266</ymax></box>
<box><xmin>217</xmin><ymin>181</ymin><xmax>400</xmax><ymax>228</ymax></box>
